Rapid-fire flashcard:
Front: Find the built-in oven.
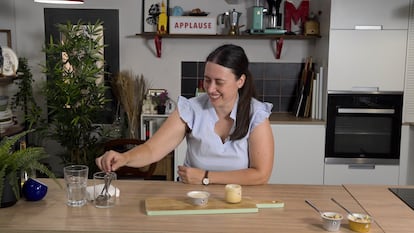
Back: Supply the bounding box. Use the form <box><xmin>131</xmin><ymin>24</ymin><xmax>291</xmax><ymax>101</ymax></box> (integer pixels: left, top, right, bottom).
<box><xmin>325</xmin><ymin>91</ymin><xmax>403</xmax><ymax>165</ymax></box>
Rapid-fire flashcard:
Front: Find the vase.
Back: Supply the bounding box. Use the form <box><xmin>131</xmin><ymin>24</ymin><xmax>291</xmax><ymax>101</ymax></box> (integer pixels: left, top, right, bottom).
<box><xmin>157</xmin><ymin>105</ymin><xmax>166</xmax><ymax>114</ymax></box>
<box><xmin>1</xmin><ymin>177</ymin><xmax>19</xmax><ymax>208</ymax></box>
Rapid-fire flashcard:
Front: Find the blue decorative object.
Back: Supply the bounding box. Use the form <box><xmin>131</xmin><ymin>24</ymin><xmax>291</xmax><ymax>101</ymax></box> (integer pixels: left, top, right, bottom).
<box><xmin>22</xmin><ymin>178</ymin><xmax>48</xmax><ymax>201</ymax></box>
<box><xmin>172</xmin><ymin>6</ymin><xmax>184</xmax><ymax>16</ymax></box>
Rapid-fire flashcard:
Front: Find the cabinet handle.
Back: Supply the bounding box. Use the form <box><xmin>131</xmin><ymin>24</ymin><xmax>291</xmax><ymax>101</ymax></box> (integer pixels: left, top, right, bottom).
<box><xmin>354</xmin><ymin>25</ymin><xmax>383</xmax><ymax>30</ymax></box>
<box><xmin>348</xmin><ymin>164</ymin><xmax>375</xmax><ymax>169</ymax></box>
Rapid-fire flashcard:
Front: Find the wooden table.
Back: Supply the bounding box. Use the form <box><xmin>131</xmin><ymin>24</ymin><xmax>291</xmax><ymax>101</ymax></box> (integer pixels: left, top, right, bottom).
<box><xmin>344</xmin><ymin>184</ymin><xmax>414</xmax><ymax>233</ymax></box>
<box><xmin>0</xmin><ymin>179</ymin><xmax>403</xmax><ymax>233</ymax></box>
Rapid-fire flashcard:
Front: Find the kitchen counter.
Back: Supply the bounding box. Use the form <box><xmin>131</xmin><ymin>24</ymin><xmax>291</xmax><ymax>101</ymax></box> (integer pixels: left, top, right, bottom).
<box><xmin>1</xmin><ymin>179</ymin><xmax>405</xmax><ymax>233</ymax></box>
<box><xmin>344</xmin><ymin>184</ymin><xmax>414</xmax><ymax>233</ymax></box>
<box><xmin>269</xmin><ymin>113</ymin><xmax>325</xmax><ymax>125</ymax></box>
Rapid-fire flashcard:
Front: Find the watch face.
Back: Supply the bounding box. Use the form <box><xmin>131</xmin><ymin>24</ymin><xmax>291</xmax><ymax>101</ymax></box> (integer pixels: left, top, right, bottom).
<box><xmin>202</xmin><ymin>178</ymin><xmax>209</xmax><ymax>185</ymax></box>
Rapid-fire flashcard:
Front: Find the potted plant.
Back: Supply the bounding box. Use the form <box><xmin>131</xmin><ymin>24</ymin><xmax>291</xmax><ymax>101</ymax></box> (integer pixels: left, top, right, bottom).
<box><xmin>152</xmin><ymin>90</ymin><xmax>169</xmax><ymax>114</ymax></box>
<box><xmin>11</xmin><ymin>57</ymin><xmax>45</xmax><ymax>148</ymax></box>
<box><xmin>0</xmin><ymin>130</ymin><xmax>58</xmax><ymax>208</ymax></box>
<box><xmin>12</xmin><ymin>57</ymin><xmax>43</xmax><ymax>131</ymax></box>
<box><xmin>40</xmin><ymin>20</ymin><xmax>110</xmax><ymax>166</ymax></box>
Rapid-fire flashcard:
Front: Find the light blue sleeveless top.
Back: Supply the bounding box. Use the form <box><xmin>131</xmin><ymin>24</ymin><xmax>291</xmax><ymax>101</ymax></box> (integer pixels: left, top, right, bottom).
<box><xmin>177</xmin><ymin>94</ymin><xmax>273</xmax><ymax>171</ymax></box>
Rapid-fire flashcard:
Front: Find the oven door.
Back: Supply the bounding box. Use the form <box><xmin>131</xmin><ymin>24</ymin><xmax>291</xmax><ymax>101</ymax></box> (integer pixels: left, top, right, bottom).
<box><xmin>325</xmin><ymin>92</ymin><xmax>403</xmax><ymax>165</ymax></box>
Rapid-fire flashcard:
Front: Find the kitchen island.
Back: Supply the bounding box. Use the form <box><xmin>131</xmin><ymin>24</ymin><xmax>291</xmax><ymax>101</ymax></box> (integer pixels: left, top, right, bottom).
<box><xmin>0</xmin><ymin>179</ymin><xmax>412</xmax><ymax>233</ymax></box>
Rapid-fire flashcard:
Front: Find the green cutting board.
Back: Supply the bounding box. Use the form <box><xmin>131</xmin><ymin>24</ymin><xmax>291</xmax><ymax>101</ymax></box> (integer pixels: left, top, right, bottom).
<box><xmin>145</xmin><ymin>197</ymin><xmax>284</xmax><ymax>216</ymax></box>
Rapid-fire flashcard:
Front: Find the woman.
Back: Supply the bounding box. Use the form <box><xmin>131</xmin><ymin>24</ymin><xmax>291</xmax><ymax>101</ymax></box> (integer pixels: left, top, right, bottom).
<box><xmin>96</xmin><ymin>44</ymin><xmax>274</xmax><ymax>185</ymax></box>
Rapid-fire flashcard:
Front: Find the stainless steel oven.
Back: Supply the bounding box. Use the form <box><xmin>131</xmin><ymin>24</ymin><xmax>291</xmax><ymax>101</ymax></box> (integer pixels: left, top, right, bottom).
<box><xmin>325</xmin><ymin>91</ymin><xmax>403</xmax><ymax>165</ymax></box>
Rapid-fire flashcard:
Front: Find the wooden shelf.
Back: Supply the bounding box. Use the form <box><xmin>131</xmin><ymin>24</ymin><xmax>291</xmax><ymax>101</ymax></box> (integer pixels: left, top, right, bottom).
<box><xmin>0</xmin><ymin>124</ymin><xmax>24</xmax><ymax>138</ymax></box>
<box><xmin>136</xmin><ymin>33</ymin><xmax>321</xmax><ymax>40</ymax></box>
<box><xmin>0</xmin><ymin>75</ymin><xmax>17</xmax><ymax>85</ymax></box>
<box><xmin>135</xmin><ymin>33</ymin><xmax>320</xmax><ymax>59</ymax></box>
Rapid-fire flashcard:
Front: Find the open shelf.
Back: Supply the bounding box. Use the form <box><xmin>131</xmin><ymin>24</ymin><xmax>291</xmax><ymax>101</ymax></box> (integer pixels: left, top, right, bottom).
<box><xmin>136</xmin><ymin>33</ymin><xmax>321</xmax><ymax>40</ymax></box>
<box><xmin>135</xmin><ymin>33</ymin><xmax>321</xmax><ymax>59</ymax></box>
<box><xmin>0</xmin><ymin>75</ymin><xmax>17</xmax><ymax>85</ymax></box>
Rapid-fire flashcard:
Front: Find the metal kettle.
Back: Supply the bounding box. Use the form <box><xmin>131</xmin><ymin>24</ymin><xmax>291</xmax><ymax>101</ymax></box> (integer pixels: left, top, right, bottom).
<box><xmin>218</xmin><ymin>9</ymin><xmax>242</xmax><ymax>35</ymax></box>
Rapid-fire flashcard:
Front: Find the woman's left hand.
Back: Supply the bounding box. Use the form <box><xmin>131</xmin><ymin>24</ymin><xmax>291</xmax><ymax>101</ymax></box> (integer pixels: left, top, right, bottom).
<box><xmin>177</xmin><ymin>165</ymin><xmax>205</xmax><ymax>184</ymax></box>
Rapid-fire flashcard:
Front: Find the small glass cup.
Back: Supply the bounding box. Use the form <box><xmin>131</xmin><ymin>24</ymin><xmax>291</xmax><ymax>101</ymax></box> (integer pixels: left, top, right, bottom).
<box><xmin>225</xmin><ymin>184</ymin><xmax>242</xmax><ymax>204</ymax></box>
<box><xmin>63</xmin><ymin>165</ymin><xmax>89</xmax><ymax>207</ymax></box>
<box><xmin>93</xmin><ymin>171</ymin><xmax>117</xmax><ymax>208</ymax></box>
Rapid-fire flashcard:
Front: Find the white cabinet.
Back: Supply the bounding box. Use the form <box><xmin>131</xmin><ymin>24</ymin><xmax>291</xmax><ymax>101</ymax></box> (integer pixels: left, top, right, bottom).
<box><xmin>269</xmin><ymin>124</ymin><xmax>325</xmax><ymax>184</ymax></box>
<box><xmin>330</xmin><ymin>0</ymin><xmax>409</xmax><ymax>30</ymax></box>
<box><xmin>328</xmin><ymin>0</ymin><xmax>409</xmax><ymax>92</ymax></box>
<box><xmin>327</xmin><ymin>30</ymin><xmax>407</xmax><ymax>91</ymax></box>
<box><xmin>324</xmin><ymin>164</ymin><xmax>399</xmax><ymax>185</ymax></box>
<box><xmin>403</xmin><ymin>3</ymin><xmax>414</xmax><ymax>123</ymax></box>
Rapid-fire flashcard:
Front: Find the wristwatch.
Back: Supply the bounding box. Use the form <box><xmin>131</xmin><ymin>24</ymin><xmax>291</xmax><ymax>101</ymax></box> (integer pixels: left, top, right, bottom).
<box><xmin>202</xmin><ymin>170</ymin><xmax>209</xmax><ymax>185</ymax></box>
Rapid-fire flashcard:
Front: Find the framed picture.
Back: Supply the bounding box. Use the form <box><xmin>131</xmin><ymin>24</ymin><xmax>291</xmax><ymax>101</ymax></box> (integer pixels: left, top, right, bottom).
<box><xmin>0</xmin><ymin>29</ymin><xmax>12</xmax><ymax>48</ymax></box>
<box><xmin>142</xmin><ymin>0</ymin><xmax>169</xmax><ymax>33</ymax></box>
<box><xmin>147</xmin><ymin>88</ymin><xmax>166</xmax><ymax>97</ymax></box>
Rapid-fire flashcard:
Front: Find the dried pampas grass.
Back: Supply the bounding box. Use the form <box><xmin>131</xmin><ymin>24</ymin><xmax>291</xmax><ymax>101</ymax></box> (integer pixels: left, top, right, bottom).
<box><xmin>112</xmin><ymin>71</ymin><xmax>148</xmax><ymax>139</ymax></box>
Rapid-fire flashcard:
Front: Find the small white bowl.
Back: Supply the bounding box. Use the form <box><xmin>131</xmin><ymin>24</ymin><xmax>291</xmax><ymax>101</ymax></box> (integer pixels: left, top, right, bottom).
<box><xmin>187</xmin><ymin>191</ymin><xmax>210</xmax><ymax>206</ymax></box>
<box><xmin>321</xmin><ymin>212</ymin><xmax>343</xmax><ymax>232</ymax></box>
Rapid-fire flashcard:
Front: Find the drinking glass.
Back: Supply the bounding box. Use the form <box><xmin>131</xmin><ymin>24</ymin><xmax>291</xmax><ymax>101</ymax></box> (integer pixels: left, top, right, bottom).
<box><xmin>63</xmin><ymin>165</ymin><xmax>88</xmax><ymax>207</ymax></box>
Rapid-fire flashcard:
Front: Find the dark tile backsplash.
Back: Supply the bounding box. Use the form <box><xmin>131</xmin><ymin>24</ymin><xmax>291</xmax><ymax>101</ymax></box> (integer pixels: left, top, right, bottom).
<box><xmin>181</xmin><ymin>62</ymin><xmax>304</xmax><ymax>113</ymax></box>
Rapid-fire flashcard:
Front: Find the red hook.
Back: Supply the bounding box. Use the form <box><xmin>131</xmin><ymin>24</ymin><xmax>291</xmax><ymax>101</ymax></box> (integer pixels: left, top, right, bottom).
<box><xmin>276</xmin><ymin>38</ymin><xmax>284</xmax><ymax>59</ymax></box>
<box><xmin>155</xmin><ymin>35</ymin><xmax>162</xmax><ymax>58</ymax></box>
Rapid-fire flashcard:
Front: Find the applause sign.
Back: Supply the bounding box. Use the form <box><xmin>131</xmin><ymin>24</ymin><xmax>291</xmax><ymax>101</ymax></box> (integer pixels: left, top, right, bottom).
<box><xmin>169</xmin><ymin>16</ymin><xmax>217</xmax><ymax>35</ymax></box>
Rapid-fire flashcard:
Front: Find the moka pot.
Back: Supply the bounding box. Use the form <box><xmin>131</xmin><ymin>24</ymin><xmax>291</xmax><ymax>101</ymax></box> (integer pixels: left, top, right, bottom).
<box><xmin>218</xmin><ymin>9</ymin><xmax>242</xmax><ymax>35</ymax></box>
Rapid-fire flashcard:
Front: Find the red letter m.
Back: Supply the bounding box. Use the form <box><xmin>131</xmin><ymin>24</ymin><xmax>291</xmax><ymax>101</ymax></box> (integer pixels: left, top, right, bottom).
<box><xmin>284</xmin><ymin>0</ymin><xmax>309</xmax><ymax>33</ymax></box>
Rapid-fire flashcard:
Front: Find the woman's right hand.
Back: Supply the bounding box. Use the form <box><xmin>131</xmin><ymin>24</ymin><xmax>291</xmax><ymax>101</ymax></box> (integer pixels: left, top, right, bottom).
<box><xmin>95</xmin><ymin>150</ymin><xmax>128</xmax><ymax>172</ymax></box>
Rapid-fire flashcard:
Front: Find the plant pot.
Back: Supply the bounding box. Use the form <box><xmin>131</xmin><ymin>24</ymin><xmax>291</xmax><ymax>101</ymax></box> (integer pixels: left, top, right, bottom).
<box><xmin>1</xmin><ymin>178</ymin><xmax>20</xmax><ymax>208</ymax></box>
<box><xmin>157</xmin><ymin>105</ymin><xmax>166</xmax><ymax>114</ymax></box>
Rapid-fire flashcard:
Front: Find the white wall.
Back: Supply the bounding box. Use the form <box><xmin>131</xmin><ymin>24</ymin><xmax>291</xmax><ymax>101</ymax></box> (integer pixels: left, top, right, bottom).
<box><xmin>3</xmin><ymin>0</ymin><xmax>316</xmax><ymax>103</ymax></box>
<box><xmin>1</xmin><ymin>0</ymin><xmax>322</xmax><ymax>175</ymax></box>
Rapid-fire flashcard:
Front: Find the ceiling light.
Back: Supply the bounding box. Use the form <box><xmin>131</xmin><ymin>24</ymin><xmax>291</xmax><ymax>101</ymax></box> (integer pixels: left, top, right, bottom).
<box><xmin>34</xmin><ymin>0</ymin><xmax>84</xmax><ymax>4</ymax></box>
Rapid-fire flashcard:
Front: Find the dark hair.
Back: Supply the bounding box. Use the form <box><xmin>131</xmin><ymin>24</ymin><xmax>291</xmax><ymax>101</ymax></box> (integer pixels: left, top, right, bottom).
<box><xmin>206</xmin><ymin>44</ymin><xmax>257</xmax><ymax>140</ymax></box>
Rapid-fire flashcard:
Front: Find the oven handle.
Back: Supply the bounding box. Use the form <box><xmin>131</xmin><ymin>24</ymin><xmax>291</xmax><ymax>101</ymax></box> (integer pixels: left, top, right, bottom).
<box><xmin>337</xmin><ymin>108</ymin><xmax>395</xmax><ymax>114</ymax></box>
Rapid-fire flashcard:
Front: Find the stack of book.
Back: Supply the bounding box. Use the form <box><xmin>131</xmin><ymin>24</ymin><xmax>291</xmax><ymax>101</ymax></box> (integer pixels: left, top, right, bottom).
<box><xmin>142</xmin><ymin>119</ymin><xmax>156</xmax><ymax>140</ymax></box>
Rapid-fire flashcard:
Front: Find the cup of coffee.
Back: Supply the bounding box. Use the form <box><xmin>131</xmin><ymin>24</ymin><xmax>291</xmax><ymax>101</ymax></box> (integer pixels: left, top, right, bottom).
<box><xmin>63</xmin><ymin>165</ymin><xmax>89</xmax><ymax>207</ymax></box>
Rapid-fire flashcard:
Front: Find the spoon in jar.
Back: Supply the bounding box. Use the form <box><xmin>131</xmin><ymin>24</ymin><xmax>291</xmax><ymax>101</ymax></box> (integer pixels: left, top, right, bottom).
<box><xmin>305</xmin><ymin>200</ymin><xmax>323</xmax><ymax>215</ymax></box>
<box><xmin>331</xmin><ymin>198</ymin><xmax>362</xmax><ymax>220</ymax></box>
<box><xmin>95</xmin><ymin>173</ymin><xmax>112</xmax><ymax>206</ymax></box>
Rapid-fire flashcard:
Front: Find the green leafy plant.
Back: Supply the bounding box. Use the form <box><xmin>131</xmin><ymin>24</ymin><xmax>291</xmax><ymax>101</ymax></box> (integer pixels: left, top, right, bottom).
<box><xmin>40</xmin><ymin>20</ymin><xmax>110</xmax><ymax>165</ymax></box>
<box><xmin>0</xmin><ymin>130</ymin><xmax>58</xmax><ymax>205</ymax></box>
<box><xmin>12</xmin><ymin>57</ymin><xmax>44</xmax><ymax>131</ymax></box>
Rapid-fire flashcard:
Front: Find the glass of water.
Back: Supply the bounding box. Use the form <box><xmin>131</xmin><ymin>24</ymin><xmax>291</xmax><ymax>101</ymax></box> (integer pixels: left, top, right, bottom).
<box><xmin>63</xmin><ymin>165</ymin><xmax>89</xmax><ymax>207</ymax></box>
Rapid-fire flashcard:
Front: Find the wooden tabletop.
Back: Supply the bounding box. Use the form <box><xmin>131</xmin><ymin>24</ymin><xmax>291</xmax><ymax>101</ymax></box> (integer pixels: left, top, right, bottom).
<box><xmin>344</xmin><ymin>184</ymin><xmax>414</xmax><ymax>233</ymax></box>
<box><xmin>0</xmin><ymin>179</ymin><xmax>395</xmax><ymax>233</ymax></box>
